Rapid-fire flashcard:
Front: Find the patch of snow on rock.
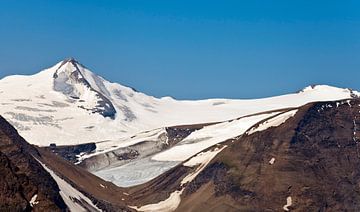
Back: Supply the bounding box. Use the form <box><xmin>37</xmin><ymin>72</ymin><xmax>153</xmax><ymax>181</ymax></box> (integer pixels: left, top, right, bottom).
<box><xmin>283</xmin><ymin>196</ymin><xmax>292</xmax><ymax>211</ymax></box>
<box><xmin>247</xmin><ymin>110</ymin><xmax>298</xmax><ymax>135</ymax></box>
<box><xmin>30</xmin><ymin>194</ymin><xmax>39</xmax><ymax>206</ymax></box>
<box><xmin>269</xmin><ymin>157</ymin><xmax>275</xmax><ymax>165</ymax></box>
<box><xmin>130</xmin><ymin>189</ymin><xmax>183</xmax><ymax>212</ymax></box>
<box><xmin>182</xmin><ymin>146</ymin><xmax>227</xmax><ymax>185</ymax></box>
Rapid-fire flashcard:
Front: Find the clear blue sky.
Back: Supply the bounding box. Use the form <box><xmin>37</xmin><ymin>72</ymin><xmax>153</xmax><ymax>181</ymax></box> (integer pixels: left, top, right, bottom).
<box><xmin>0</xmin><ymin>0</ymin><xmax>359</xmax><ymax>99</ymax></box>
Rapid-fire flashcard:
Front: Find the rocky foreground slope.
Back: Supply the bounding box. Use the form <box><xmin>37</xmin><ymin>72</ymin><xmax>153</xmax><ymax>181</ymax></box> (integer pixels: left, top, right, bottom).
<box><xmin>0</xmin><ymin>116</ymin><xmax>66</xmax><ymax>211</ymax></box>
<box><xmin>0</xmin><ymin>115</ymin><xmax>134</xmax><ymax>211</ymax></box>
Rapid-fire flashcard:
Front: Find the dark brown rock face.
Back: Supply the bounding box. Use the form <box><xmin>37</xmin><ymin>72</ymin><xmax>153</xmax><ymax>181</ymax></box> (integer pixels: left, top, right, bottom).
<box><xmin>0</xmin><ymin>116</ymin><xmax>67</xmax><ymax>211</ymax></box>
<box><xmin>0</xmin><ymin>151</ymin><xmax>31</xmax><ymax>211</ymax></box>
<box><xmin>178</xmin><ymin>99</ymin><xmax>360</xmax><ymax>211</ymax></box>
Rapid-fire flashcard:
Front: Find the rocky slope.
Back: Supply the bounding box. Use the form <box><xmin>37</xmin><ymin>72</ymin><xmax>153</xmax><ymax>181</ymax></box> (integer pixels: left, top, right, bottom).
<box><xmin>0</xmin><ymin>116</ymin><xmax>66</xmax><ymax>211</ymax></box>
<box><xmin>174</xmin><ymin>98</ymin><xmax>360</xmax><ymax>211</ymax></box>
<box><xmin>0</xmin><ymin>115</ymin><xmax>134</xmax><ymax>211</ymax></box>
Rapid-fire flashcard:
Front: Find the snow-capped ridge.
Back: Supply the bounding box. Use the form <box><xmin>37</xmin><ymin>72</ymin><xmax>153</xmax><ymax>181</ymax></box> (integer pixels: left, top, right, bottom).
<box><xmin>299</xmin><ymin>84</ymin><xmax>360</xmax><ymax>99</ymax></box>
<box><xmin>53</xmin><ymin>58</ymin><xmax>106</xmax><ymax>96</ymax></box>
<box><xmin>300</xmin><ymin>84</ymin><xmax>354</xmax><ymax>95</ymax></box>
<box><xmin>1</xmin><ymin>58</ymin><xmax>359</xmax><ymax>146</ymax></box>
<box><xmin>52</xmin><ymin>58</ymin><xmax>117</xmax><ymax>119</ymax></box>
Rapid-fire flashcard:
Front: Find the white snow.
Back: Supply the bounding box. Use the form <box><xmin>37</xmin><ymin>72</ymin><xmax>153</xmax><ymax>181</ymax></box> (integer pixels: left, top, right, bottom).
<box><xmin>1</xmin><ymin>60</ymin><xmax>358</xmax><ymax>189</ymax></box>
<box><xmin>92</xmin><ymin>112</ymin><xmax>280</xmax><ymax>187</ymax></box>
<box><xmin>283</xmin><ymin>196</ymin><xmax>292</xmax><ymax>211</ymax></box>
<box><xmin>36</xmin><ymin>159</ymin><xmax>102</xmax><ymax>211</ymax></box>
<box><xmin>130</xmin><ymin>146</ymin><xmax>226</xmax><ymax>212</ymax></box>
<box><xmin>183</xmin><ymin>146</ymin><xmax>224</xmax><ymax>167</ymax></box>
<box><xmin>247</xmin><ymin>110</ymin><xmax>298</xmax><ymax>135</ymax></box>
<box><xmin>0</xmin><ymin>59</ymin><xmax>356</xmax><ymax>149</ymax></box>
<box><xmin>94</xmin><ymin>157</ymin><xmax>178</xmax><ymax>187</ymax></box>
<box><xmin>94</xmin><ymin>129</ymin><xmax>231</xmax><ymax>187</ymax></box>
<box><xmin>29</xmin><ymin>194</ymin><xmax>39</xmax><ymax>206</ymax></box>
<box><xmin>182</xmin><ymin>146</ymin><xmax>227</xmax><ymax>185</ymax></box>
<box><xmin>130</xmin><ymin>189</ymin><xmax>184</xmax><ymax>212</ymax></box>
<box><xmin>152</xmin><ymin>112</ymin><xmax>279</xmax><ymax>162</ymax></box>
<box><xmin>269</xmin><ymin>157</ymin><xmax>275</xmax><ymax>165</ymax></box>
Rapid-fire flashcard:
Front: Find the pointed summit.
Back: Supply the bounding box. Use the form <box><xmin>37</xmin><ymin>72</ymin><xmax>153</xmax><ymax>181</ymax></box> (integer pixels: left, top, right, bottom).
<box><xmin>59</xmin><ymin>57</ymin><xmax>87</xmax><ymax>69</ymax></box>
<box><xmin>55</xmin><ymin>57</ymin><xmax>84</xmax><ymax>77</ymax></box>
<box><xmin>52</xmin><ymin>58</ymin><xmax>117</xmax><ymax>119</ymax></box>
<box><xmin>64</xmin><ymin>57</ymin><xmax>78</xmax><ymax>63</ymax></box>
<box><xmin>53</xmin><ymin>58</ymin><xmax>89</xmax><ymax>80</ymax></box>
<box><xmin>53</xmin><ymin>58</ymin><xmax>89</xmax><ymax>93</ymax></box>
<box><xmin>61</xmin><ymin>57</ymin><xmax>81</xmax><ymax>64</ymax></box>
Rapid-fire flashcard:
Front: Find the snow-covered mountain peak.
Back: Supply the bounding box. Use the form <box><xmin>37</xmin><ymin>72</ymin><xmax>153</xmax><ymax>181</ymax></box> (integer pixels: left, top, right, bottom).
<box><xmin>54</xmin><ymin>58</ymin><xmax>83</xmax><ymax>77</ymax></box>
<box><xmin>299</xmin><ymin>84</ymin><xmax>360</xmax><ymax>98</ymax></box>
<box><xmin>301</xmin><ymin>84</ymin><xmax>343</xmax><ymax>92</ymax></box>
<box><xmin>53</xmin><ymin>58</ymin><xmax>101</xmax><ymax>94</ymax></box>
<box><xmin>51</xmin><ymin>58</ymin><xmax>117</xmax><ymax>119</ymax></box>
<box><xmin>1</xmin><ymin>59</ymin><xmax>359</xmax><ymax>146</ymax></box>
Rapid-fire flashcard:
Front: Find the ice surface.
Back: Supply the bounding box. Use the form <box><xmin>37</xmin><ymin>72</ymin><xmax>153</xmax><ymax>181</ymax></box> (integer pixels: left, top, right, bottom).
<box><xmin>94</xmin><ymin>157</ymin><xmax>178</xmax><ymax>187</ymax></box>
<box><xmin>129</xmin><ymin>146</ymin><xmax>226</xmax><ymax>211</ymax></box>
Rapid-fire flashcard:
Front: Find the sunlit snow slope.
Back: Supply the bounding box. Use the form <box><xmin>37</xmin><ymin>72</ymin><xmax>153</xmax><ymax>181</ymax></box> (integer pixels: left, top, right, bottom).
<box><xmin>0</xmin><ymin>58</ymin><xmax>358</xmax><ymax>147</ymax></box>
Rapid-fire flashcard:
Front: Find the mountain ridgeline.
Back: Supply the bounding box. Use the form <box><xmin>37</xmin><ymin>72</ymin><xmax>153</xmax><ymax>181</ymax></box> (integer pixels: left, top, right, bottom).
<box><xmin>0</xmin><ymin>59</ymin><xmax>360</xmax><ymax>211</ymax></box>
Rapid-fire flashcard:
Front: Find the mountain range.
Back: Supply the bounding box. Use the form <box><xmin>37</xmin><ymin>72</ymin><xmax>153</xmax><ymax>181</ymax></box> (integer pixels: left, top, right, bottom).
<box><xmin>1</xmin><ymin>58</ymin><xmax>360</xmax><ymax>211</ymax></box>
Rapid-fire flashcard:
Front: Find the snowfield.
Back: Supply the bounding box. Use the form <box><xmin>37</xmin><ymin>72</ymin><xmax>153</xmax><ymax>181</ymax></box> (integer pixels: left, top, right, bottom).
<box><xmin>0</xmin><ymin>59</ymin><xmax>357</xmax><ymax>149</ymax></box>
<box><xmin>247</xmin><ymin>109</ymin><xmax>298</xmax><ymax>135</ymax></box>
<box><xmin>1</xmin><ymin>58</ymin><xmax>359</xmax><ymax>189</ymax></box>
<box><xmin>152</xmin><ymin>112</ymin><xmax>279</xmax><ymax>162</ymax></box>
<box><xmin>93</xmin><ymin>111</ymin><xmax>279</xmax><ymax>187</ymax></box>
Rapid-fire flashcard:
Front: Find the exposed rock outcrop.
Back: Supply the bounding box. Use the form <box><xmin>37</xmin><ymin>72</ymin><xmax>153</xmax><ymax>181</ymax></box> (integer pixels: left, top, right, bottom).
<box><xmin>0</xmin><ymin>116</ymin><xmax>67</xmax><ymax>211</ymax></box>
